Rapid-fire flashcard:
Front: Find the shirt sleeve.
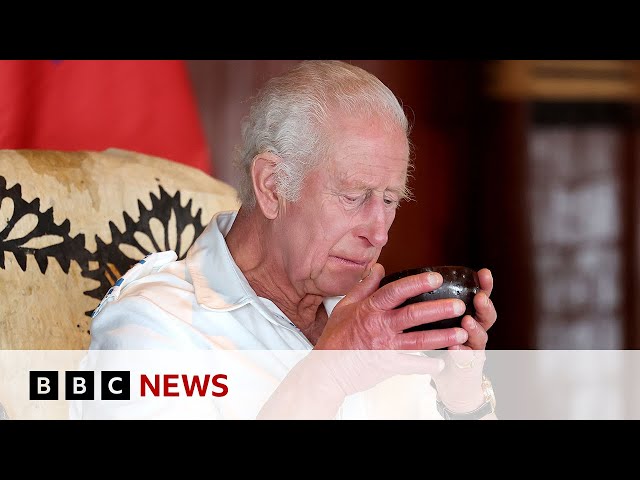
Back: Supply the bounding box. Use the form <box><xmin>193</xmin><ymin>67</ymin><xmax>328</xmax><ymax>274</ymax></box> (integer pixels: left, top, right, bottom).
<box><xmin>73</xmin><ymin>295</ymin><xmax>224</xmax><ymax>420</ymax></box>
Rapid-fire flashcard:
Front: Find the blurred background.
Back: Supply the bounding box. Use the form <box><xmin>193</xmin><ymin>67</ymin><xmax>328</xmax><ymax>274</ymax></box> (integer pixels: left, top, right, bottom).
<box><xmin>2</xmin><ymin>60</ymin><xmax>639</xmax><ymax>350</ymax></box>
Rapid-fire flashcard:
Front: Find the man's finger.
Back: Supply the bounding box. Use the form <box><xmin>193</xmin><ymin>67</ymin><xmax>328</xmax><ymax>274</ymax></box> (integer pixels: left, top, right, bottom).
<box><xmin>339</xmin><ymin>263</ymin><xmax>386</xmax><ymax>306</ymax></box>
<box><xmin>478</xmin><ymin>268</ymin><xmax>493</xmax><ymax>296</ymax></box>
<box><xmin>395</xmin><ymin>327</ymin><xmax>468</xmax><ymax>351</ymax></box>
<box><xmin>390</xmin><ymin>298</ymin><xmax>466</xmax><ymax>332</ymax></box>
<box><xmin>473</xmin><ymin>291</ymin><xmax>497</xmax><ymax>331</ymax></box>
<box><xmin>369</xmin><ymin>271</ymin><xmax>443</xmax><ymax>311</ymax></box>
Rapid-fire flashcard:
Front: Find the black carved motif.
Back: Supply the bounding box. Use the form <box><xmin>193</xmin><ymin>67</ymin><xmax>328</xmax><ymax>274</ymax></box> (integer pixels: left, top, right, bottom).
<box><xmin>0</xmin><ymin>176</ymin><xmax>91</xmax><ymax>274</ymax></box>
<box><xmin>1</xmin><ymin>177</ymin><xmax>208</xmax><ymax>321</ymax></box>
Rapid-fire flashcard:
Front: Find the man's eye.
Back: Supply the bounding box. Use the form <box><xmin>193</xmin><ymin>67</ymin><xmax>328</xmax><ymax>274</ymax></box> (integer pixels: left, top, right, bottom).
<box><xmin>340</xmin><ymin>194</ymin><xmax>365</xmax><ymax>208</ymax></box>
<box><xmin>384</xmin><ymin>196</ymin><xmax>399</xmax><ymax>207</ymax></box>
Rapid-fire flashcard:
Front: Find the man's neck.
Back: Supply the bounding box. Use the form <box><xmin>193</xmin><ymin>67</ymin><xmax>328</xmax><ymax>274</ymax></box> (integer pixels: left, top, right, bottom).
<box><xmin>225</xmin><ymin>207</ymin><xmax>327</xmax><ymax>344</ymax></box>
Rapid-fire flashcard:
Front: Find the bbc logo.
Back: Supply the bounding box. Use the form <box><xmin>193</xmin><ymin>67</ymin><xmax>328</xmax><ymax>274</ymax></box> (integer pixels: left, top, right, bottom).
<box><xmin>29</xmin><ymin>371</ymin><xmax>131</xmax><ymax>400</ymax></box>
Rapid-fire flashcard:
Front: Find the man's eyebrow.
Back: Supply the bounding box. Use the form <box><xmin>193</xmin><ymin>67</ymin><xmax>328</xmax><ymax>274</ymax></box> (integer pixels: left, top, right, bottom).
<box><xmin>334</xmin><ymin>178</ymin><xmax>411</xmax><ymax>201</ymax></box>
<box><xmin>335</xmin><ymin>173</ymin><xmax>399</xmax><ymax>189</ymax></box>
<box><xmin>335</xmin><ymin>178</ymin><xmax>374</xmax><ymax>191</ymax></box>
<box><xmin>387</xmin><ymin>186</ymin><xmax>410</xmax><ymax>199</ymax></box>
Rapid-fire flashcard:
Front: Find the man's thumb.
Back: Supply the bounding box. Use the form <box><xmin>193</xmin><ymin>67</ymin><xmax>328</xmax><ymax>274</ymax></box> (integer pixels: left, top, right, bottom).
<box><xmin>342</xmin><ymin>263</ymin><xmax>385</xmax><ymax>305</ymax></box>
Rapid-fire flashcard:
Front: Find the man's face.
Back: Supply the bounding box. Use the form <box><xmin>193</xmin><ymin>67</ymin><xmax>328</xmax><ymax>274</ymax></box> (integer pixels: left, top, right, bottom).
<box><xmin>274</xmin><ymin>114</ymin><xmax>410</xmax><ymax>297</ymax></box>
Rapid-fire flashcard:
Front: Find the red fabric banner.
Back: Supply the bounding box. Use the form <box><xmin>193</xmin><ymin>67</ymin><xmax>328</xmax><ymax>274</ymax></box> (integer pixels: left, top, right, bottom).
<box><xmin>0</xmin><ymin>60</ymin><xmax>211</xmax><ymax>173</ymax></box>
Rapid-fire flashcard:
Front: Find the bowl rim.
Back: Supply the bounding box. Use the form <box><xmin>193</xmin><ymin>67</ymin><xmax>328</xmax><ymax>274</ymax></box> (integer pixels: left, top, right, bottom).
<box><xmin>379</xmin><ymin>265</ymin><xmax>478</xmax><ymax>287</ymax></box>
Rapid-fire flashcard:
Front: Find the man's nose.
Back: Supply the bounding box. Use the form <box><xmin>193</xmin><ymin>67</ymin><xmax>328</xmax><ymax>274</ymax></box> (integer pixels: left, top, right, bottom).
<box><xmin>358</xmin><ymin>198</ymin><xmax>390</xmax><ymax>248</ymax></box>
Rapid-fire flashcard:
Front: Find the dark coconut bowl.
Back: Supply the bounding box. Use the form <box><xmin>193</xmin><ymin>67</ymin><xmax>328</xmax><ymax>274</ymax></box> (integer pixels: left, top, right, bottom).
<box><xmin>379</xmin><ymin>266</ymin><xmax>480</xmax><ymax>332</ymax></box>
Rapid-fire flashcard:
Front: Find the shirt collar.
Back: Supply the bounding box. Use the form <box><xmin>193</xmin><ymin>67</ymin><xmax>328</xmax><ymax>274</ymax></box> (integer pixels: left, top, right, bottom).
<box><xmin>186</xmin><ymin>211</ymin><xmax>255</xmax><ymax>310</ymax></box>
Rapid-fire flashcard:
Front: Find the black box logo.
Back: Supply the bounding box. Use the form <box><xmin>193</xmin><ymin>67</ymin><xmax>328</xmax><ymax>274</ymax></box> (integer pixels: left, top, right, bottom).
<box><xmin>29</xmin><ymin>371</ymin><xmax>130</xmax><ymax>400</ymax></box>
<box><xmin>30</xmin><ymin>371</ymin><xmax>58</xmax><ymax>400</ymax></box>
<box><xmin>65</xmin><ymin>371</ymin><xmax>94</xmax><ymax>400</ymax></box>
<box><xmin>101</xmin><ymin>371</ymin><xmax>130</xmax><ymax>400</ymax></box>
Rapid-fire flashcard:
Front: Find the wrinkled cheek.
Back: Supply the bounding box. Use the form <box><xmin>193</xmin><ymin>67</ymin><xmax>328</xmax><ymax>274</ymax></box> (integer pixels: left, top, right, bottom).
<box><xmin>319</xmin><ymin>206</ymin><xmax>358</xmax><ymax>240</ymax></box>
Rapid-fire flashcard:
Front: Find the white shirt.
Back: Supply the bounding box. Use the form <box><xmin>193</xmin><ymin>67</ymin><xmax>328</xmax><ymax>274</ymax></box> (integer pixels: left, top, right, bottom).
<box><xmin>81</xmin><ymin>211</ymin><xmax>438</xmax><ymax>420</ymax></box>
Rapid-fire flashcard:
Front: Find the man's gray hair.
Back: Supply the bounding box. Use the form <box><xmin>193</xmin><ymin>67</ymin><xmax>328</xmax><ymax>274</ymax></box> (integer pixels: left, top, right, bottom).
<box><xmin>234</xmin><ymin>60</ymin><xmax>412</xmax><ymax>209</ymax></box>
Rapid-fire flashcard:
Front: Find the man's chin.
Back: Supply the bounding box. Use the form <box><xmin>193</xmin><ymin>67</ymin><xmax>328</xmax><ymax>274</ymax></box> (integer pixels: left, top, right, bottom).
<box><xmin>320</xmin><ymin>274</ymin><xmax>362</xmax><ymax>297</ymax></box>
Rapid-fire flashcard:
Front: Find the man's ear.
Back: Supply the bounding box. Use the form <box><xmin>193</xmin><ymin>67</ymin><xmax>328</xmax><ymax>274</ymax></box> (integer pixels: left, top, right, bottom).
<box><xmin>251</xmin><ymin>152</ymin><xmax>281</xmax><ymax>219</ymax></box>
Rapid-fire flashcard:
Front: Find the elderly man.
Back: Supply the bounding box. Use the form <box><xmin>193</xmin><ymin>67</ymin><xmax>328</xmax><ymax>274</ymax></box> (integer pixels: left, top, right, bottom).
<box><xmin>84</xmin><ymin>61</ymin><xmax>498</xmax><ymax>420</ymax></box>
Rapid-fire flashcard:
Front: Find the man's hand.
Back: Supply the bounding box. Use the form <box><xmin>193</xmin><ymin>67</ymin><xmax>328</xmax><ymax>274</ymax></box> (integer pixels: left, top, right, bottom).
<box><xmin>431</xmin><ymin>268</ymin><xmax>498</xmax><ymax>417</ymax></box>
<box><xmin>262</xmin><ymin>265</ymin><xmax>498</xmax><ymax>419</ymax></box>
<box><xmin>257</xmin><ymin>349</ymin><xmax>446</xmax><ymax>419</ymax></box>
<box><xmin>315</xmin><ymin>263</ymin><xmax>470</xmax><ymax>351</ymax></box>
<box><xmin>454</xmin><ymin>268</ymin><xmax>497</xmax><ymax>351</ymax></box>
